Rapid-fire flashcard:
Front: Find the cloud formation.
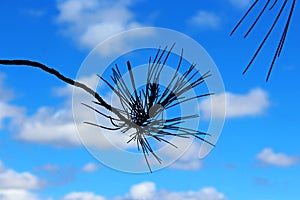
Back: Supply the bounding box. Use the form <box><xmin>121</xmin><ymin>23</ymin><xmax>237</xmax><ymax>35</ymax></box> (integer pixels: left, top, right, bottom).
<box><xmin>0</xmin><ymin>73</ymin><xmax>14</xmax><ymax>101</ymax></box>
<box><xmin>82</xmin><ymin>162</ymin><xmax>100</xmax><ymax>173</ymax></box>
<box><xmin>0</xmin><ymin>161</ymin><xmax>226</xmax><ymax>200</ymax></box>
<box><xmin>0</xmin><ymin>161</ymin><xmax>42</xmax><ymax>190</ymax></box>
<box><xmin>161</xmin><ymin>141</ymin><xmax>203</xmax><ymax>170</ymax></box>
<box><xmin>15</xmin><ymin>75</ymin><xmax>133</xmax><ymax>150</ymax></box>
<box><xmin>199</xmin><ymin>88</ymin><xmax>269</xmax><ymax>119</ymax></box>
<box><xmin>0</xmin><ymin>189</ymin><xmax>38</xmax><ymax>200</ymax></box>
<box><xmin>62</xmin><ymin>192</ymin><xmax>106</xmax><ymax>200</ymax></box>
<box><xmin>0</xmin><ymin>73</ymin><xmax>24</xmax><ymax>129</ymax></box>
<box><xmin>129</xmin><ymin>181</ymin><xmax>156</xmax><ymax>199</ymax></box>
<box><xmin>189</xmin><ymin>11</ymin><xmax>221</xmax><ymax>29</ymax></box>
<box><xmin>0</xmin><ymin>160</ymin><xmax>228</xmax><ymax>199</ymax></box>
<box><xmin>228</xmin><ymin>0</ymin><xmax>251</xmax><ymax>9</ymax></box>
<box><xmin>257</xmin><ymin>148</ymin><xmax>298</xmax><ymax>167</ymax></box>
<box><xmin>0</xmin><ymin>161</ymin><xmax>43</xmax><ymax>200</ymax></box>
<box><xmin>61</xmin><ymin>181</ymin><xmax>227</xmax><ymax>200</ymax></box>
<box><xmin>56</xmin><ymin>0</ymin><xmax>141</xmax><ymax>49</ymax></box>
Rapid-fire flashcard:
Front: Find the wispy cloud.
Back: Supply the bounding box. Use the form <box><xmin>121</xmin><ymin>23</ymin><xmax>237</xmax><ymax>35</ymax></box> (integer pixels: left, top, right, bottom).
<box><xmin>15</xmin><ymin>105</ymin><xmax>81</xmax><ymax>147</ymax></box>
<box><xmin>199</xmin><ymin>88</ymin><xmax>269</xmax><ymax>119</ymax></box>
<box><xmin>23</xmin><ymin>9</ymin><xmax>46</xmax><ymax>17</ymax></box>
<box><xmin>0</xmin><ymin>73</ymin><xmax>14</xmax><ymax>101</ymax></box>
<box><xmin>161</xmin><ymin>141</ymin><xmax>203</xmax><ymax>170</ymax></box>
<box><xmin>82</xmin><ymin>162</ymin><xmax>100</xmax><ymax>173</ymax></box>
<box><xmin>0</xmin><ymin>73</ymin><xmax>24</xmax><ymax>129</ymax></box>
<box><xmin>0</xmin><ymin>161</ymin><xmax>43</xmax><ymax>190</ymax></box>
<box><xmin>129</xmin><ymin>182</ymin><xmax>156</xmax><ymax>200</ymax></box>
<box><xmin>0</xmin><ymin>189</ymin><xmax>39</xmax><ymax>200</ymax></box>
<box><xmin>34</xmin><ymin>163</ymin><xmax>77</xmax><ymax>187</ymax></box>
<box><xmin>34</xmin><ymin>164</ymin><xmax>60</xmax><ymax>174</ymax></box>
<box><xmin>14</xmin><ymin>102</ymin><xmax>130</xmax><ymax>149</ymax></box>
<box><xmin>61</xmin><ymin>192</ymin><xmax>106</xmax><ymax>200</ymax></box>
<box><xmin>228</xmin><ymin>0</ymin><xmax>251</xmax><ymax>9</ymax></box>
<box><xmin>61</xmin><ymin>192</ymin><xmax>105</xmax><ymax>200</ymax></box>
<box><xmin>127</xmin><ymin>182</ymin><xmax>227</xmax><ymax>200</ymax></box>
<box><xmin>0</xmin><ymin>160</ymin><xmax>43</xmax><ymax>200</ymax></box>
<box><xmin>253</xmin><ymin>176</ymin><xmax>270</xmax><ymax>186</ymax></box>
<box><xmin>0</xmin><ymin>102</ymin><xmax>24</xmax><ymax>129</ymax></box>
<box><xmin>257</xmin><ymin>148</ymin><xmax>298</xmax><ymax>167</ymax></box>
<box><xmin>56</xmin><ymin>0</ymin><xmax>142</xmax><ymax>49</ymax></box>
<box><xmin>61</xmin><ymin>181</ymin><xmax>227</xmax><ymax>200</ymax></box>
<box><xmin>15</xmin><ymin>75</ymin><xmax>134</xmax><ymax>150</ymax></box>
<box><xmin>189</xmin><ymin>10</ymin><xmax>221</xmax><ymax>30</ymax></box>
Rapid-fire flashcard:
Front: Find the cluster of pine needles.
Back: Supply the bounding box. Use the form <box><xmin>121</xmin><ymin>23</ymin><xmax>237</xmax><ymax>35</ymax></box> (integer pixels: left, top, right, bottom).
<box><xmin>83</xmin><ymin>44</ymin><xmax>213</xmax><ymax>171</ymax></box>
<box><xmin>231</xmin><ymin>0</ymin><xmax>296</xmax><ymax>81</ymax></box>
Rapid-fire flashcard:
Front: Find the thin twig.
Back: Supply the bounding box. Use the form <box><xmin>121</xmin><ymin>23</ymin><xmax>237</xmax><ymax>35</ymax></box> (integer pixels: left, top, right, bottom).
<box><xmin>0</xmin><ymin>59</ymin><xmax>130</xmax><ymax>124</ymax></box>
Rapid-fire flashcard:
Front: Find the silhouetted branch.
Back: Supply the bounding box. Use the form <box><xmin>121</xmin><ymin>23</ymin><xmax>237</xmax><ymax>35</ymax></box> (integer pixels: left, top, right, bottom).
<box><xmin>0</xmin><ymin>59</ymin><xmax>130</xmax><ymax>125</ymax></box>
<box><xmin>0</xmin><ymin>45</ymin><xmax>213</xmax><ymax>172</ymax></box>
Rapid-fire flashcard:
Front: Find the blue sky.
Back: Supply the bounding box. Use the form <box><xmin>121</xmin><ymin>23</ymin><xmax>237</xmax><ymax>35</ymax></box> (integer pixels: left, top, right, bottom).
<box><xmin>0</xmin><ymin>0</ymin><xmax>300</xmax><ymax>199</ymax></box>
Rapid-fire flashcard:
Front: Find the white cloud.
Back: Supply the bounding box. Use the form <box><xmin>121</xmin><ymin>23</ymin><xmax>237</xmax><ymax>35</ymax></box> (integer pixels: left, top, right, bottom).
<box><xmin>228</xmin><ymin>0</ymin><xmax>251</xmax><ymax>9</ymax></box>
<box><xmin>199</xmin><ymin>88</ymin><xmax>269</xmax><ymax>119</ymax></box>
<box><xmin>125</xmin><ymin>182</ymin><xmax>227</xmax><ymax>200</ymax></box>
<box><xmin>189</xmin><ymin>11</ymin><xmax>221</xmax><ymax>29</ymax></box>
<box><xmin>0</xmin><ymin>73</ymin><xmax>14</xmax><ymax>101</ymax></box>
<box><xmin>79</xmin><ymin>22</ymin><xmax>125</xmax><ymax>48</ymax></box>
<box><xmin>34</xmin><ymin>164</ymin><xmax>60</xmax><ymax>175</ymax></box>
<box><xmin>61</xmin><ymin>192</ymin><xmax>106</xmax><ymax>200</ymax></box>
<box><xmin>15</xmin><ymin>75</ymin><xmax>134</xmax><ymax>149</ymax></box>
<box><xmin>0</xmin><ymin>189</ymin><xmax>38</xmax><ymax>200</ymax></box>
<box><xmin>15</xmin><ymin>106</ymin><xmax>81</xmax><ymax>147</ymax></box>
<box><xmin>61</xmin><ymin>182</ymin><xmax>227</xmax><ymax>200</ymax></box>
<box><xmin>15</xmin><ymin>102</ymin><xmax>129</xmax><ymax>149</ymax></box>
<box><xmin>129</xmin><ymin>182</ymin><xmax>156</xmax><ymax>200</ymax></box>
<box><xmin>0</xmin><ymin>73</ymin><xmax>24</xmax><ymax>129</ymax></box>
<box><xmin>0</xmin><ymin>161</ymin><xmax>42</xmax><ymax>200</ymax></box>
<box><xmin>0</xmin><ymin>78</ymin><xmax>42</xmax><ymax>199</ymax></box>
<box><xmin>56</xmin><ymin>0</ymin><xmax>142</xmax><ymax>49</ymax></box>
<box><xmin>257</xmin><ymin>148</ymin><xmax>298</xmax><ymax>167</ymax></box>
<box><xmin>0</xmin><ymin>102</ymin><xmax>24</xmax><ymax>129</ymax></box>
<box><xmin>156</xmin><ymin>187</ymin><xmax>227</xmax><ymax>200</ymax></box>
<box><xmin>82</xmin><ymin>162</ymin><xmax>99</xmax><ymax>173</ymax></box>
<box><xmin>162</xmin><ymin>141</ymin><xmax>203</xmax><ymax>170</ymax></box>
<box><xmin>0</xmin><ymin>161</ymin><xmax>42</xmax><ymax>190</ymax></box>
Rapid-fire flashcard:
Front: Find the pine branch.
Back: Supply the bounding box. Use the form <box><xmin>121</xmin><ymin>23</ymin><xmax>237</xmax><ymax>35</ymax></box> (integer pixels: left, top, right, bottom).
<box><xmin>0</xmin><ymin>45</ymin><xmax>213</xmax><ymax>172</ymax></box>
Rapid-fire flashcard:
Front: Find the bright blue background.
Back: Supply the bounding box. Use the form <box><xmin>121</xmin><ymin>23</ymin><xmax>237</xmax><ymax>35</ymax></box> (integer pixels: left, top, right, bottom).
<box><xmin>0</xmin><ymin>0</ymin><xmax>299</xmax><ymax>199</ymax></box>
